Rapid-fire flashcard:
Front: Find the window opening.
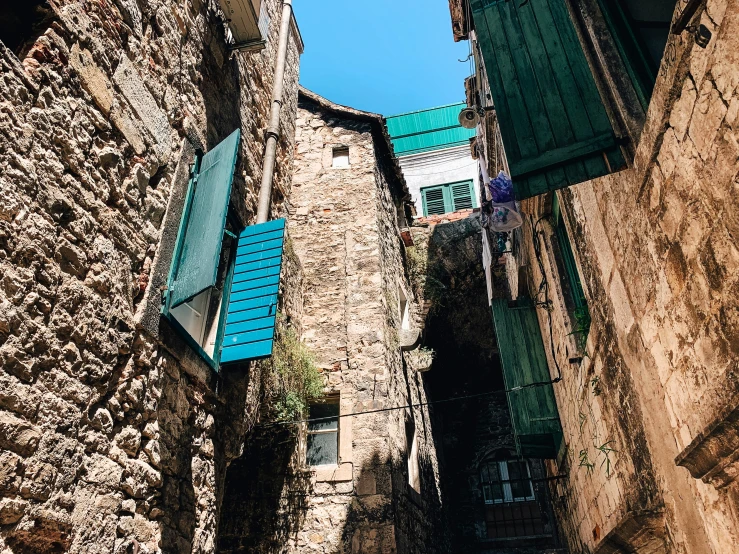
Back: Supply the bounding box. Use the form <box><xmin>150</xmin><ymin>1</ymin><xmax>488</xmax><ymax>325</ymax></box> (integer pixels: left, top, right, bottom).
<box><xmin>551</xmin><ymin>194</ymin><xmax>590</xmax><ymax>348</ymax></box>
<box><xmin>307</xmin><ymin>399</ymin><xmax>340</xmax><ymax>466</ymax></box>
<box><xmin>0</xmin><ymin>1</ymin><xmax>55</xmax><ymax>58</ymax></box>
<box><xmin>480</xmin><ymin>458</ymin><xmax>547</xmax><ymax>539</ymax></box>
<box><xmin>332</xmin><ymin>146</ymin><xmax>350</xmax><ymax>168</ymax></box>
<box><xmin>407</xmin><ymin>420</ymin><xmax>420</xmax><ymax>493</ymax></box>
<box><xmin>169</xmin><ymin>221</ymin><xmax>236</xmax><ymax>359</ymax></box>
<box><xmin>399</xmin><ymin>287</ymin><xmax>410</xmax><ymax>331</ymax></box>
<box><xmin>596</xmin><ymin>0</ymin><xmax>678</xmax><ymax>110</ymax></box>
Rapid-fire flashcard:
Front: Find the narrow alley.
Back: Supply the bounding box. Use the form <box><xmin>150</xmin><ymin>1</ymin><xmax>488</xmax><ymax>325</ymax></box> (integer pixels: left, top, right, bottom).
<box><xmin>1</xmin><ymin>1</ymin><xmax>738</xmax><ymax>553</ymax></box>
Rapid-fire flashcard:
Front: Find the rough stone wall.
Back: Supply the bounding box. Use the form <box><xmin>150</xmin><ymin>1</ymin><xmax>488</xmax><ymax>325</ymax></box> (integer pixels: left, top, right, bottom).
<box><xmin>218</xmin><ymin>94</ymin><xmax>446</xmax><ymax>553</ymax></box>
<box><xmin>508</xmin><ymin>1</ymin><xmax>739</xmax><ymax>553</ymax></box>
<box><xmin>0</xmin><ymin>0</ymin><xmax>301</xmax><ymax>552</ymax></box>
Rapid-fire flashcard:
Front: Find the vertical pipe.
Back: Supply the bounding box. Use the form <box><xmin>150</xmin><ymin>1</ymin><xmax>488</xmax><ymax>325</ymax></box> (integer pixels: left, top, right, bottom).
<box><xmin>256</xmin><ymin>0</ymin><xmax>293</xmax><ymax>224</ymax></box>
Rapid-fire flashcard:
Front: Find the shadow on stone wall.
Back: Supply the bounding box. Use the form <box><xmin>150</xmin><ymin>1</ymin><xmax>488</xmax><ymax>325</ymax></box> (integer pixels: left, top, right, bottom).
<box><xmin>217</xmin><ymin>423</ymin><xmax>312</xmax><ymax>553</ymax></box>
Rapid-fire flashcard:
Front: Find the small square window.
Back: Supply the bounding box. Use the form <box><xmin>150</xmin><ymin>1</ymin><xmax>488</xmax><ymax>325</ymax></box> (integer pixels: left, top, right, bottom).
<box><xmin>307</xmin><ymin>399</ymin><xmax>340</xmax><ymax>466</ymax></box>
<box><xmin>332</xmin><ymin>146</ymin><xmax>350</xmax><ymax>168</ymax></box>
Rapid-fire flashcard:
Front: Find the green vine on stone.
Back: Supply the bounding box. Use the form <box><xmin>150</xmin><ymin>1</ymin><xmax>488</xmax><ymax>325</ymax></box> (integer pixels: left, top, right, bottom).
<box><xmin>263</xmin><ymin>315</ymin><xmax>324</xmax><ymax>422</ymax></box>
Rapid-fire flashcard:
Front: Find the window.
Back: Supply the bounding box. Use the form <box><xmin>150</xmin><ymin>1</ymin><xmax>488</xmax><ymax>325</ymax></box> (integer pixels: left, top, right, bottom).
<box><xmin>407</xmin><ymin>420</ymin><xmax>420</xmax><ymax>493</ymax></box>
<box><xmin>595</xmin><ymin>0</ymin><xmax>678</xmax><ymax>110</ymax></box>
<box><xmin>481</xmin><ymin>459</ymin><xmax>535</xmax><ymax>504</ymax></box>
<box><xmin>480</xmin><ymin>458</ymin><xmax>548</xmax><ymax>539</ymax></box>
<box><xmin>399</xmin><ymin>287</ymin><xmax>410</xmax><ymax>331</ymax></box>
<box><xmin>420</xmin><ymin>180</ymin><xmax>477</xmax><ymax>216</ymax></box>
<box><xmin>332</xmin><ymin>146</ymin><xmax>350</xmax><ymax>168</ymax></box>
<box><xmin>306</xmin><ymin>399</ymin><xmax>340</xmax><ymax>467</ymax></box>
<box><xmin>551</xmin><ymin>194</ymin><xmax>590</xmax><ymax>348</ymax></box>
<box><xmin>162</xmin><ymin>129</ymin><xmax>285</xmax><ymax>368</ymax></box>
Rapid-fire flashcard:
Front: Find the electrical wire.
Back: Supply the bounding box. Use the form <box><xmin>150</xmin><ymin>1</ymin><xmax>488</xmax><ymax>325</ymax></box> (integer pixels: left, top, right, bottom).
<box><xmin>529</xmin><ymin>214</ymin><xmax>563</xmax><ymax>383</ymax></box>
<box><xmin>258</xmin><ymin>378</ymin><xmax>563</xmax><ymax>429</ymax></box>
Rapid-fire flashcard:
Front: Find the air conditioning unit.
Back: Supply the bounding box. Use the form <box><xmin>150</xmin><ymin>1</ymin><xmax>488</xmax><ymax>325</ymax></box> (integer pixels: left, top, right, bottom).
<box><xmin>218</xmin><ymin>0</ymin><xmax>270</xmax><ymax>51</ymax></box>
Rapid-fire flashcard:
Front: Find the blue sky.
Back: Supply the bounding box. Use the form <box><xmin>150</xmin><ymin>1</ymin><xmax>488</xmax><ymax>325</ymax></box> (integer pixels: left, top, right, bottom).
<box><xmin>292</xmin><ymin>0</ymin><xmax>472</xmax><ymax>117</ymax></box>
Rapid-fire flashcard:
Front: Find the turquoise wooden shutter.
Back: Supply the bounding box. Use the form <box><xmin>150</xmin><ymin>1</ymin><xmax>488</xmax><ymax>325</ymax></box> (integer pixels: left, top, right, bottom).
<box><xmin>170</xmin><ymin>129</ymin><xmax>241</xmax><ymax>308</ymax></box>
<box><xmin>471</xmin><ymin>0</ymin><xmax>625</xmax><ymax>200</ymax></box>
<box><xmin>450</xmin><ymin>180</ymin><xmax>477</xmax><ymax>211</ymax></box>
<box><xmin>421</xmin><ymin>186</ymin><xmax>448</xmax><ymax>216</ymax></box>
<box><xmin>220</xmin><ymin>218</ymin><xmax>285</xmax><ymax>364</ymax></box>
<box><xmin>491</xmin><ymin>298</ymin><xmax>563</xmax><ymax>458</ymax></box>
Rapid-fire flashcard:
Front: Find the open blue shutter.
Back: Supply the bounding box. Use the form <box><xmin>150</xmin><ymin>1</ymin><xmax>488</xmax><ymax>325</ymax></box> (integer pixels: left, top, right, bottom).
<box><xmin>220</xmin><ymin>218</ymin><xmax>285</xmax><ymax>363</ymax></box>
<box><xmin>471</xmin><ymin>0</ymin><xmax>625</xmax><ymax>200</ymax></box>
<box><xmin>491</xmin><ymin>298</ymin><xmax>563</xmax><ymax>458</ymax></box>
<box><xmin>170</xmin><ymin>129</ymin><xmax>241</xmax><ymax>307</ymax></box>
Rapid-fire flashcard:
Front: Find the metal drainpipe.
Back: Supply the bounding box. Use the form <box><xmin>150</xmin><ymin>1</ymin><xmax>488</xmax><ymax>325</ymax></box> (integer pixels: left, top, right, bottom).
<box><xmin>256</xmin><ymin>0</ymin><xmax>293</xmax><ymax>224</ymax></box>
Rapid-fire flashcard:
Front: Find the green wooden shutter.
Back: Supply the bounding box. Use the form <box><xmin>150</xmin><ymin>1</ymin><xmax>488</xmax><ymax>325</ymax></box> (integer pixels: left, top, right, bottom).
<box><xmin>170</xmin><ymin>129</ymin><xmax>241</xmax><ymax>308</ymax></box>
<box><xmin>491</xmin><ymin>298</ymin><xmax>563</xmax><ymax>458</ymax></box>
<box><xmin>471</xmin><ymin>0</ymin><xmax>625</xmax><ymax>200</ymax></box>
<box><xmin>220</xmin><ymin>218</ymin><xmax>285</xmax><ymax>364</ymax></box>
<box><xmin>422</xmin><ymin>186</ymin><xmax>448</xmax><ymax>216</ymax></box>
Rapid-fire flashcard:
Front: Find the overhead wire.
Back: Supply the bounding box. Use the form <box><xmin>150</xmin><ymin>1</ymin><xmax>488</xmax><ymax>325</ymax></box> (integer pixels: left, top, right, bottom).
<box><xmin>257</xmin><ymin>377</ymin><xmax>564</xmax><ymax>429</ymax></box>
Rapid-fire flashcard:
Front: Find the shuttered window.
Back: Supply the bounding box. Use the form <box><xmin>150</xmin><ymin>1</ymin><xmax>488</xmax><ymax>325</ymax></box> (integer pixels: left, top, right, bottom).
<box><xmin>471</xmin><ymin>0</ymin><xmax>626</xmax><ymax>200</ymax></box>
<box><xmin>163</xmin><ymin>128</ymin><xmax>283</xmax><ymax>369</ymax></box>
<box><xmin>220</xmin><ymin>218</ymin><xmax>285</xmax><ymax>363</ymax></box>
<box><xmin>420</xmin><ymin>180</ymin><xmax>477</xmax><ymax>216</ymax></box>
<box><xmin>491</xmin><ymin>298</ymin><xmax>563</xmax><ymax>458</ymax></box>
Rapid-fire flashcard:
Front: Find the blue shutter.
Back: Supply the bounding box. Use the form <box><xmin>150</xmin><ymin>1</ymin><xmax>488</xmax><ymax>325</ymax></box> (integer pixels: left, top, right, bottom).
<box><xmin>170</xmin><ymin>129</ymin><xmax>241</xmax><ymax>307</ymax></box>
<box><xmin>491</xmin><ymin>298</ymin><xmax>563</xmax><ymax>458</ymax></box>
<box><xmin>220</xmin><ymin>218</ymin><xmax>285</xmax><ymax>364</ymax></box>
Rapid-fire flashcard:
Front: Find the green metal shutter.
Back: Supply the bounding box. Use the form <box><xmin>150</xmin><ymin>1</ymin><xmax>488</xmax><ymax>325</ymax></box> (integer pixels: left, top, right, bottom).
<box><xmin>220</xmin><ymin>218</ymin><xmax>285</xmax><ymax>363</ymax></box>
<box><xmin>170</xmin><ymin>129</ymin><xmax>241</xmax><ymax>307</ymax></box>
<box><xmin>471</xmin><ymin>0</ymin><xmax>625</xmax><ymax>200</ymax></box>
<box><xmin>491</xmin><ymin>298</ymin><xmax>563</xmax><ymax>458</ymax></box>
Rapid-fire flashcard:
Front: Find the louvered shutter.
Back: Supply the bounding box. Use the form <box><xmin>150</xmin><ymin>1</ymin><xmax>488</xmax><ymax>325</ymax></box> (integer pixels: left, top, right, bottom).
<box><xmin>491</xmin><ymin>298</ymin><xmax>563</xmax><ymax>458</ymax></box>
<box><xmin>471</xmin><ymin>0</ymin><xmax>625</xmax><ymax>200</ymax></box>
<box><xmin>220</xmin><ymin>218</ymin><xmax>285</xmax><ymax>363</ymax></box>
<box><xmin>422</xmin><ymin>186</ymin><xmax>448</xmax><ymax>216</ymax></box>
<box><xmin>451</xmin><ymin>180</ymin><xmax>476</xmax><ymax>211</ymax></box>
<box><xmin>170</xmin><ymin>129</ymin><xmax>241</xmax><ymax>308</ymax></box>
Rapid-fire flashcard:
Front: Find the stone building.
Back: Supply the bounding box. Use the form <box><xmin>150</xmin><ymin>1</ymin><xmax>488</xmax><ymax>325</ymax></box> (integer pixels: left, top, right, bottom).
<box><xmin>0</xmin><ymin>0</ymin><xmax>303</xmax><ymax>552</ymax></box>
<box><xmin>217</xmin><ymin>88</ymin><xmax>448</xmax><ymax>554</ymax></box>
<box><xmin>451</xmin><ymin>0</ymin><xmax>739</xmax><ymax>553</ymax></box>
<box><xmin>386</xmin><ymin>104</ymin><xmax>478</xmax><ymax>223</ymax></box>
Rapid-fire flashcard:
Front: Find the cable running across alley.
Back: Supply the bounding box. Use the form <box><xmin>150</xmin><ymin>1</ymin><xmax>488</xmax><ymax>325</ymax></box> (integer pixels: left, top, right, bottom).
<box><xmin>258</xmin><ymin>377</ymin><xmax>562</xmax><ymax>429</ymax></box>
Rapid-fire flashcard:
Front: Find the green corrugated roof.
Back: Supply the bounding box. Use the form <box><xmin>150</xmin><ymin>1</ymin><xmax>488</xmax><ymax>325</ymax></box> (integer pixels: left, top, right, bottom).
<box><xmin>386</xmin><ymin>102</ymin><xmax>475</xmax><ymax>156</ymax></box>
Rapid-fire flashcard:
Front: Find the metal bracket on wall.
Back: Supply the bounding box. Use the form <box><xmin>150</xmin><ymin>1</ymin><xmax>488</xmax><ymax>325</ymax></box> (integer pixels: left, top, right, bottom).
<box><xmin>671</xmin><ymin>0</ymin><xmax>706</xmax><ymax>34</ymax></box>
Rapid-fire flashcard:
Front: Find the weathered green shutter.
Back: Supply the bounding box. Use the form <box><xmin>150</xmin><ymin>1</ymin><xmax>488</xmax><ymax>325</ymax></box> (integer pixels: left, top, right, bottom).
<box><xmin>451</xmin><ymin>180</ymin><xmax>477</xmax><ymax>211</ymax></box>
<box><xmin>471</xmin><ymin>0</ymin><xmax>625</xmax><ymax>200</ymax></box>
<box><xmin>492</xmin><ymin>298</ymin><xmax>563</xmax><ymax>458</ymax></box>
<box><xmin>422</xmin><ymin>186</ymin><xmax>447</xmax><ymax>216</ymax></box>
<box><xmin>422</xmin><ymin>181</ymin><xmax>477</xmax><ymax>216</ymax></box>
<box><xmin>170</xmin><ymin>129</ymin><xmax>241</xmax><ymax>307</ymax></box>
<box><xmin>220</xmin><ymin>218</ymin><xmax>285</xmax><ymax>364</ymax></box>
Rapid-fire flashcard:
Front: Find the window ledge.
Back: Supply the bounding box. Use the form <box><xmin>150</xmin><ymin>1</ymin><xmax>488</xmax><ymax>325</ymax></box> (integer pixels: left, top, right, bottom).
<box><xmin>314</xmin><ymin>462</ymin><xmax>353</xmax><ymax>482</ymax></box>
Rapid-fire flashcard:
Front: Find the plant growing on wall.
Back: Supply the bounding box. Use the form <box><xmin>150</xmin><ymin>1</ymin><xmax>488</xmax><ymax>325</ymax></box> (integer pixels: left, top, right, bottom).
<box><xmin>262</xmin><ymin>315</ymin><xmax>324</xmax><ymax>422</ymax></box>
